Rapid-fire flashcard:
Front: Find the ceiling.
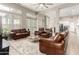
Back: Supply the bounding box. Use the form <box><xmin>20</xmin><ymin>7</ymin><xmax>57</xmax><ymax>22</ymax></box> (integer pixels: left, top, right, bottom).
<box><xmin>19</xmin><ymin>3</ymin><xmax>79</xmax><ymax>13</ymax></box>
<box><xmin>20</xmin><ymin>3</ymin><xmax>62</xmax><ymax>12</ymax></box>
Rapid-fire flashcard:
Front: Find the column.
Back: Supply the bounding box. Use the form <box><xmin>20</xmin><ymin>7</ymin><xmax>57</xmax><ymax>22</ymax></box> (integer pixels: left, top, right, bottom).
<box><xmin>54</xmin><ymin>9</ymin><xmax>60</xmax><ymax>32</ymax></box>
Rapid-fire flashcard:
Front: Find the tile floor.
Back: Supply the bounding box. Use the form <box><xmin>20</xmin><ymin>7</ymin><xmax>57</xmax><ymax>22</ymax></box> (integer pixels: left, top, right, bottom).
<box><xmin>9</xmin><ymin>36</ymin><xmax>44</xmax><ymax>55</ymax></box>
<box><xmin>8</xmin><ymin>32</ymin><xmax>79</xmax><ymax>55</ymax></box>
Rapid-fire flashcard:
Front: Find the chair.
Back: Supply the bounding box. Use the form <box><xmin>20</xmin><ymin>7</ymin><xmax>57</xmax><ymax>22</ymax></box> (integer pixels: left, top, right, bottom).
<box><xmin>39</xmin><ymin>32</ymin><xmax>68</xmax><ymax>55</ymax></box>
<box><xmin>35</xmin><ymin>28</ymin><xmax>52</xmax><ymax>38</ymax></box>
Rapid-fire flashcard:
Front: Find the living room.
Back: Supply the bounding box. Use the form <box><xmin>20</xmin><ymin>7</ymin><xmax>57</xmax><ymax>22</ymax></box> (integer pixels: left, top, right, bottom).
<box><xmin>0</xmin><ymin>3</ymin><xmax>79</xmax><ymax>55</ymax></box>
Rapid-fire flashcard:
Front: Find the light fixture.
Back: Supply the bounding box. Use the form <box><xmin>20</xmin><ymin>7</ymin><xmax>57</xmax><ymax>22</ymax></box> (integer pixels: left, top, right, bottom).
<box><xmin>36</xmin><ymin>3</ymin><xmax>53</xmax><ymax>9</ymax></box>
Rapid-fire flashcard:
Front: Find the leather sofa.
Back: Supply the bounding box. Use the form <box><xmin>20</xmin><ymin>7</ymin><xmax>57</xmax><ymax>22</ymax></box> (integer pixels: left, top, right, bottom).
<box><xmin>39</xmin><ymin>28</ymin><xmax>52</xmax><ymax>38</ymax></box>
<box><xmin>10</xmin><ymin>29</ymin><xmax>30</xmax><ymax>40</ymax></box>
<box><xmin>34</xmin><ymin>28</ymin><xmax>44</xmax><ymax>35</ymax></box>
<box><xmin>34</xmin><ymin>28</ymin><xmax>52</xmax><ymax>38</ymax></box>
<box><xmin>39</xmin><ymin>31</ymin><xmax>68</xmax><ymax>55</ymax></box>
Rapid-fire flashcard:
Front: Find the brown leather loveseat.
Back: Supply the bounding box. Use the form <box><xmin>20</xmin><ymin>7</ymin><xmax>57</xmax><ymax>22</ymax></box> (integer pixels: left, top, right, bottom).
<box><xmin>39</xmin><ymin>28</ymin><xmax>52</xmax><ymax>38</ymax></box>
<box><xmin>10</xmin><ymin>29</ymin><xmax>30</xmax><ymax>40</ymax></box>
<box><xmin>34</xmin><ymin>28</ymin><xmax>52</xmax><ymax>38</ymax></box>
<box><xmin>34</xmin><ymin>28</ymin><xmax>44</xmax><ymax>35</ymax></box>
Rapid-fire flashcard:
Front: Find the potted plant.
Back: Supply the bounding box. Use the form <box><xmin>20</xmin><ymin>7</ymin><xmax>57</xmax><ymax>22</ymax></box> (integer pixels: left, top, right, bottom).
<box><xmin>2</xmin><ymin>27</ymin><xmax>10</xmax><ymax>39</ymax></box>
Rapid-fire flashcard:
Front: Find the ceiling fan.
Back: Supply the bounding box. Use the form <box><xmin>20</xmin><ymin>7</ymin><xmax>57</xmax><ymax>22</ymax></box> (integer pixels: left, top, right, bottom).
<box><xmin>19</xmin><ymin>3</ymin><xmax>54</xmax><ymax>11</ymax></box>
<box><xmin>34</xmin><ymin>3</ymin><xmax>54</xmax><ymax>9</ymax></box>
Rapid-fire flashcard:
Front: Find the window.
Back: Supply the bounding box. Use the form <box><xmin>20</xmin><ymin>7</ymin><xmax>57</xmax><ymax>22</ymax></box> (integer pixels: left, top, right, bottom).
<box><xmin>1</xmin><ymin>13</ymin><xmax>7</xmax><ymax>26</ymax></box>
<box><xmin>26</xmin><ymin>13</ymin><xmax>36</xmax><ymax>19</ymax></box>
<box><xmin>2</xmin><ymin>17</ymin><xmax>6</xmax><ymax>25</ymax></box>
<box><xmin>2</xmin><ymin>17</ymin><xmax>10</xmax><ymax>29</ymax></box>
<box><xmin>76</xmin><ymin>18</ymin><xmax>79</xmax><ymax>25</ymax></box>
<box><xmin>0</xmin><ymin>4</ymin><xmax>22</xmax><ymax>29</ymax></box>
<box><xmin>0</xmin><ymin>5</ymin><xmax>9</xmax><ymax>11</ymax></box>
<box><xmin>14</xmin><ymin>15</ymin><xmax>21</xmax><ymax>24</ymax></box>
<box><xmin>2</xmin><ymin>15</ymin><xmax>11</xmax><ymax>25</ymax></box>
<box><xmin>14</xmin><ymin>19</ymin><xmax>20</xmax><ymax>25</ymax></box>
<box><xmin>10</xmin><ymin>8</ymin><xmax>22</xmax><ymax>14</ymax></box>
<box><xmin>0</xmin><ymin>12</ymin><xmax>6</xmax><ymax>16</ymax></box>
<box><xmin>69</xmin><ymin>22</ymin><xmax>75</xmax><ymax>32</ymax></box>
<box><xmin>13</xmin><ymin>19</ymin><xmax>21</xmax><ymax>29</ymax></box>
<box><xmin>0</xmin><ymin>4</ymin><xmax>22</xmax><ymax>14</ymax></box>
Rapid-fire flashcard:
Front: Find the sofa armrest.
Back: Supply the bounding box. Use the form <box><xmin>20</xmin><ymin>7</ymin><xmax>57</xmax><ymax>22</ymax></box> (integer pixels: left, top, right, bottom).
<box><xmin>34</xmin><ymin>31</ymin><xmax>39</xmax><ymax>35</ymax></box>
<box><xmin>39</xmin><ymin>38</ymin><xmax>64</xmax><ymax>49</ymax></box>
<box><xmin>50</xmin><ymin>40</ymin><xmax>64</xmax><ymax>49</ymax></box>
<box><xmin>24</xmin><ymin>31</ymin><xmax>30</xmax><ymax>34</ymax></box>
<box><xmin>10</xmin><ymin>32</ymin><xmax>15</xmax><ymax>35</ymax></box>
<box><xmin>10</xmin><ymin>32</ymin><xmax>16</xmax><ymax>37</ymax></box>
<box><xmin>39</xmin><ymin>37</ymin><xmax>55</xmax><ymax>42</ymax></box>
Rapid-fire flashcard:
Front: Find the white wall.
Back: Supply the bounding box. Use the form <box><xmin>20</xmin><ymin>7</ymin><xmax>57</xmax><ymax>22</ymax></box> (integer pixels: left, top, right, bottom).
<box><xmin>37</xmin><ymin>14</ymin><xmax>44</xmax><ymax>28</ymax></box>
<box><xmin>45</xmin><ymin>9</ymin><xmax>60</xmax><ymax>32</ymax></box>
<box><xmin>46</xmin><ymin>10</ymin><xmax>56</xmax><ymax>28</ymax></box>
<box><xmin>60</xmin><ymin>5</ymin><xmax>79</xmax><ymax>17</ymax></box>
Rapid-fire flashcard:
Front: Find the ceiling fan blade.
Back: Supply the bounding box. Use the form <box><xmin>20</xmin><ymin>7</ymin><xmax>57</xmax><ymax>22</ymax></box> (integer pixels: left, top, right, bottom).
<box><xmin>35</xmin><ymin>5</ymin><xmax>40</xmax><ymax>9</ymax></box>
<box><xmin>44</xmin><ymin>5</ymin><xmax>48</xmax><ymax>8</ymax></box>
<box><xmin>31</xmin><ymin>3</ymin><xmax>40</xmax><ymax>5</ymax></box>
<box><xmin>21</xmin><ymin>3</ymin><xmax>40</xmax><ymax>6</ymax></box>
<box><xmin>45</xmin><ymin>3</ymin><xmax>53</xmax><ymax>5</ymax></box>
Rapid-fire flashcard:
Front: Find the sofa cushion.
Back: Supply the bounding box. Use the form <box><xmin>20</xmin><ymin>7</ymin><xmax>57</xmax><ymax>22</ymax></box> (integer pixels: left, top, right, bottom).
<box><xmin>55</xmin><ymin>35</ymin><xmax>62</xmax><ymax>42</ymax></box>
<box><xmin>21</xmin><ymin>29</ymin><xmax>27</xmax><ymax>33</ymax></box>
<box><xmin>53</xmin><ymin>33</ymin><xmax>64</xmax><ymax>43</ymax></box>
<box><xmin>60</xmin><ymin>32</ymin><xmax>67</xmax><ymax>38</ymax></box>
<box><xmin>53</xmin><ymin>34</ymin><xmax>60</xmax><ymax>41</ymax></box>
<box><xmin>21</xmin><ymin>33</ymin><xmax>28</xmax><ymax>35</ymax></box>
<box><xmin>16</xmin><ymin>33</ymin><xmax>28</xmax><ymax>35</ymax></box>
<box><xmin>16</xmin><ymin>33</ymin><xmax>21</xmax><ymax>35</ymax></box>
<box><xmin>12</xmin><ymin>29</ymin><xmax>21</xmax><ymax>33</ymax></box>
<box><xmin>39</xmin><ymin>28</ymin><xmax>44</xmax><ymax>31</ymax></box>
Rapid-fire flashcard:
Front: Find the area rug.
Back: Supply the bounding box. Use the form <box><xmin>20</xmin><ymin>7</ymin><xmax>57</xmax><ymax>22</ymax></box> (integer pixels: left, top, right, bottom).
<box><xmin>8</xmin><ymin>37</ymin><xmax>44</xmax><ymax>55</ymax></box>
